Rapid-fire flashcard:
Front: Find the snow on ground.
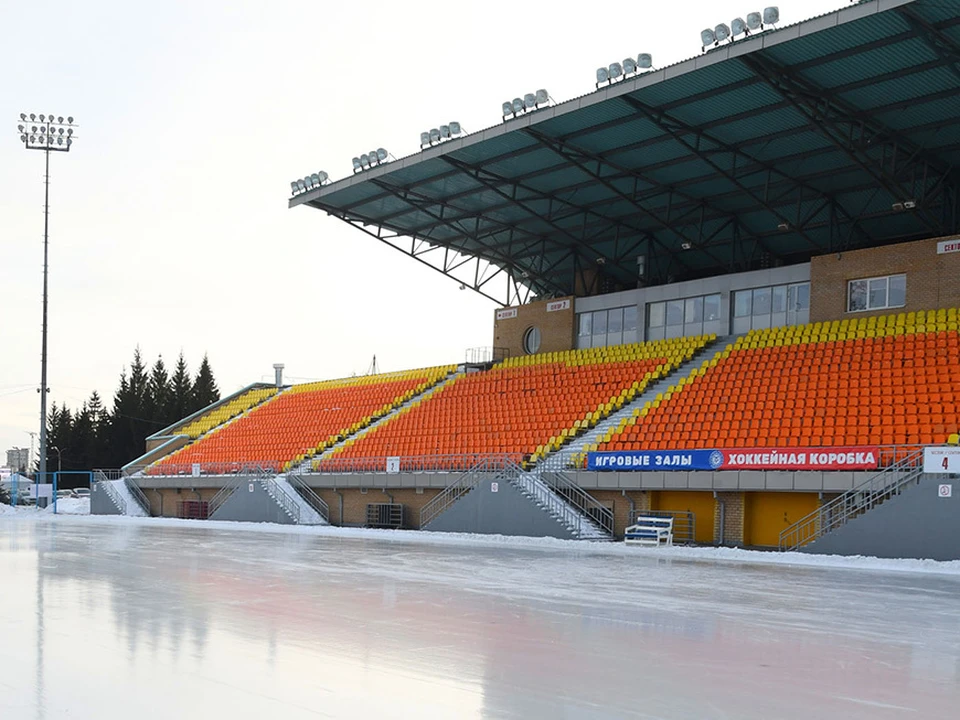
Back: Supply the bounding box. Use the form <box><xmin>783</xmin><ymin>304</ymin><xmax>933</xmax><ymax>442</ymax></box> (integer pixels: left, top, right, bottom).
<box><xmin>3</xmin><ymin>508</ymin><xmax>959</xmax><ymax>576</ymax></box>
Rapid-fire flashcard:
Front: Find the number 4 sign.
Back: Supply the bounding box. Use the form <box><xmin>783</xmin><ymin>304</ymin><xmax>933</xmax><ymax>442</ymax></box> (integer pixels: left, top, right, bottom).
<box><xmin>923</xmin><ymin>447</ymin><xmax>960</xmax><ymax>474</ymax></box>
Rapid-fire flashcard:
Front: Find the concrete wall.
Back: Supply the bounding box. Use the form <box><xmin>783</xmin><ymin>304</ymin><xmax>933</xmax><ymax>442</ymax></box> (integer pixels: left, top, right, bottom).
<box><xmin>423</xmin><ymin>478</ymin><xmax>576</xmax><ymax>539</ymax></box>
<box><xmin>803</xmin><ymin>475</ymin><xmax>960</xmax><ymax>561</ymax></box>
<box><xmin>209</xmin><ymin>481</ymin><xmax>295</xmax><ymax>525</ymax></box>
<box><xmin>91</xmin><ymin>483</ymin><xmax>123</xmax><ymax>515</ymax></box>
<box><xmin>810</xmin><ymin>235</ymin><xmax>960</xmax><ymax>323</ymax></box>
<box><xmin>493</xmin><ymin>296</ymin><xmax>576</xmax><ymax>357</ymax></box>
<box><xmin>312</xmin><ymin>487</ymin><xmax>442</xmax><ymax>528</ymax></box>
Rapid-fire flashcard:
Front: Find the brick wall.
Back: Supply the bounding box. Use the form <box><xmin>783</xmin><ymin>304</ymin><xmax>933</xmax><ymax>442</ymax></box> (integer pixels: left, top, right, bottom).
<box><xmin>713</xmin><ymin>492</ymin><xmax>744</xmax><ymax>546</ymax></box>
<box><xmin>493</xmin><ymin>296</ymin><xmax>575</xmax><ymax>358</ymax></box>
<box><xmin>810</xmin><ymin>235</ymin><xmax>960</xmax><ymax>323</ymax></box>
<box><xmin>315</xmin><ymin>488</ymin><xmax>442</xmax><ymax>528</ymax></box>
<box><xmin>589</xmin><ymin>490</ymin><xmax>650</xmax><ymax>538</ymax></box>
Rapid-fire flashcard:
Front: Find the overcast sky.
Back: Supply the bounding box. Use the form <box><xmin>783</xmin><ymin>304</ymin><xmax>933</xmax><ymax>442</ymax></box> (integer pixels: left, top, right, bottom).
<box><xmin>1</xmin><ymin>0</ymin><xmax>845</xmax><ymax>461</ymax></box>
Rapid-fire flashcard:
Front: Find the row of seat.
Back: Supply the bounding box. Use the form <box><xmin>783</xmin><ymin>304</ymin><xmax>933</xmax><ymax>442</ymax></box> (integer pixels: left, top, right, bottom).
<box><xmin>317</xmin><ymin>336</ymin><xmax>714</xmax><ymax>470</ymax></box>
<box><xmin>174</xmin><ymin>387</ymin><xmax>278</xmax><ymax>439</ymax></box>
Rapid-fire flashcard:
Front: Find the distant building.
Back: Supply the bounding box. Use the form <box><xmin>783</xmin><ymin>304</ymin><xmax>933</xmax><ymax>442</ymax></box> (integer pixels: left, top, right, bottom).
<box><xmin>6</xmin><ymin>448</ymin><xmax>29</xmax><ymax>472</ymax></box>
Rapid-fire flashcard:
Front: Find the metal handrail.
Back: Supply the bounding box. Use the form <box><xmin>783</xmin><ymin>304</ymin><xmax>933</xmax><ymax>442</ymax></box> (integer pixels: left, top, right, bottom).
<box><xmin>779</xmin><ymin>448</ymin><xmax>926</xmax><ymax>551</ymax></box>
<box><xmin>141</xmin><ymin>461</ymin><xmax>283</xmax><ymax>478</ymax></box>
<box><xmin>286</xmin><ymin>473</ymin><xmax>330</xmax><ymax>523</ymax></box>
<box><xmin>512</xmin><ymin>468</ymin><xmax>585</xmax><ymax>535</ymax></box>
<box><xmin>94</xmin><ymin>471</ymin><xmax>127</xmax><ymax>514</ymax></box>
<box><xmin>314</xmin><ymin>453</ymin><xmax>525</xmax><ymax>475</ymax></box>
<box><xmin>420</xmin><ymin>457</ymin><xmax>504</xmax><ymax>528</ymax></box>
<box><xmin>261</xmin><ymin>478</ymin><xmax>301</xmax><ymax>524</ymax></box>
<box><xmin>123</xmin><ymin>477</ymin><xmax>152</xmax><ymax>515</ymax></box>
<box><xmin>539</xmin><ymin>470</ymin><xmax>614</xmax><ymax>537</ymax></box>
<box><xmin>207</xmin><ymin>464</ymin><xmax>273</xmax><ymax>518</ymax></box>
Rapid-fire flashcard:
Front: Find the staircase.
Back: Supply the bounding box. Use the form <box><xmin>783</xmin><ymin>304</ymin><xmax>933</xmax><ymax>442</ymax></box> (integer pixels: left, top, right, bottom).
<box><xmin>93</xmin><ymin>472</ymin><xmax>150</xmax><ymax>517</ymax></box>
<box><xmin>539</xmin><ymin>340</ymin><xmax>722</xmax><ymax>472</ymax></box>
<box><xmin>420</xmin><ymin>458</ymin><xmax>613</xmax><ymax>540</ymax></box>
<box><xmin>272</xmin><ymin>475</ymin><xmax>327</xmax><ymax>525</ymax></box>
<box><xmin>779</xmin><ymin>449</ymin><xmax>925</xmax><ymax>551</ymax></box>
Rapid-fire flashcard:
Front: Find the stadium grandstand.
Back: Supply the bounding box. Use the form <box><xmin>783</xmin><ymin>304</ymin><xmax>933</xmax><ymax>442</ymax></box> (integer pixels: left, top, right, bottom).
<box><xmin>94</xmin><ymin>0</ymin><xmax>960</xmax><ymax>560</ymax></box>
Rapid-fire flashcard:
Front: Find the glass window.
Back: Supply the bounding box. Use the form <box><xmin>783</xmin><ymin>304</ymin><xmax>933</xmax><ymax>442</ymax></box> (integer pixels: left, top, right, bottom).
<box><xmin>848</xmin><ymin>280</ymin><xmax>868</xmax><ymax>312</ymax></box>
<box><xmin>523</xmin><ymin>326</ymin><xmax>541</xmax><ymax>355</ymax></box>
<box><xmin>666</xmin><ymin>300</ymin><xmax>684</xmax><ymax>326</ymax></box>
<box><xmin>734</xmin><ymin>290</ymin><xmax>752</xmax><ymax>317</ymax></box>
<box><xmin>648</xmin><ymin>302</ymin><xmax>665</xmax><ymax>328</ymax></box>
<box><xmin>592</xmin><ymin>310</ymin><xmax>607</xmax><ymax>335</ymax></box>
<box><xmin>793</xmin><ymin>283</ymin><xmax>810</xmax><ymax>310</ymax></box>
<box><xmin>607</xmin><ymin>307</ymin><xmax>623</xmax><ymax>334</ymax></box>
<box><xmin>772</xmin><ymin>285</ymin><xmax>787</xmax><ymax>314</ymax></box>
<box><xmin>888</xmin><ymin>274</ymin><xmax>906</xmax><ymax>308</ymax></box>
<box><xmin>685</xmin><ymin>296</ymin><xmax>703</xmax><ymax>323</ymax></box>
<box><xmin>704</xmin><ymin>294</ymin><xmax>722</xmax><ymax>321</ymax></box>
<box><xmin>624</xmin><ymin>305</ymin><xmax>638</xmax><ymax>332</ymax></box>
<box><xmin>578</xmin><ymin>313</ymin><xmax>591</xmax><ymax>337</ymax></box>
<box><xmin>753</xmin><ymin>287</ymin><xmax>772</xmax><ymax>316</ymax></box>
<box><xmin>868</xmin><ymin>278</ymin><xmax>887</xmax><ymax>309</ymax></box>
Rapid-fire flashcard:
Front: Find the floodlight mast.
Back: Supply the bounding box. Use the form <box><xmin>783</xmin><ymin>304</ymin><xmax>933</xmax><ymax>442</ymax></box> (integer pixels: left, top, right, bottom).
<box><xmin>16</xmin><ymin>113</ymin><xmax>76</xmax><ymax>481</ymax></box>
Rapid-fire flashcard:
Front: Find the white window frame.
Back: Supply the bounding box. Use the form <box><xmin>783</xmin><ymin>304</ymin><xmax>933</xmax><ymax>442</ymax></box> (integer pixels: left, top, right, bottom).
<box><xmin>847</xmin><ymin>274</ymin><xmax>906</xmax><ymax>313</ymax></box>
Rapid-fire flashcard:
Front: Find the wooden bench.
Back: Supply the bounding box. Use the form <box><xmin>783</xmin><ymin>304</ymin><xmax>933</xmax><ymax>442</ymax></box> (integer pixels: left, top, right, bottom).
<box><xmin>624</xmin><ymin>516</ymin><xmax>674</xmax><ymax>547</ymax></box>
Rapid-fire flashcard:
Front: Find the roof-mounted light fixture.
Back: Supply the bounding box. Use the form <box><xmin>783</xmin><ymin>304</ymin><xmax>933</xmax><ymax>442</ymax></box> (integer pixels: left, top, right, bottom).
<box><xmin>502</xmin><ymin>89</ymin><xmax>551</xmax><ymax>121</ymax></box>
<box><xmin>596</xmin><ymin>54</ymin><xmax>654</xmax><ymax>87</ymax></box>
<box><xmin>351</xmin><ymin>148</ymin><xmax>392</xmax><ymax>173</ymax></box>
<box><xmin>420</xmin><ymin>121</ymin><xmax>463</xmax><ymax>148</ymax></box>
<box><xmin>290</xmin><ymin>170</ymin><xmax>330</xmax><ymax>196</ymax></box>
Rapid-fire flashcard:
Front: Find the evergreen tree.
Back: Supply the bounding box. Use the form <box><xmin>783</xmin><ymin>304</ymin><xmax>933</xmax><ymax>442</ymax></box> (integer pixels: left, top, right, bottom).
<box><xmin>86</xmin><ymin>391</ymin><xmax>108</xmax><ymax>469</ymax></box>
<box><xmin>190</xmin><ymin>354</ymin><xmax>220</xmax><ymax>413</ymax></box>
<box><xmin>109</xmin><ymin>348</ymin><xmax>151</xmax><ymax>466</ymax></box>
<box><xmin>46</xmin><ymin>402</ymin><xmax>73</xmax><ymax>474</ymax></box>
<box><xmin>71</xmin><ymin>403</ymin><xmax>95</xmax><ymax>473</ymax></box>
<box><xmin>168</xmin><ymin>352</ymin><xmax>193</xmax><ymax>425</ymax></box>
<box><xmin>147</xmin><ymin>356</ymin><xmax>171</xmax><ymax>425</ymax></box>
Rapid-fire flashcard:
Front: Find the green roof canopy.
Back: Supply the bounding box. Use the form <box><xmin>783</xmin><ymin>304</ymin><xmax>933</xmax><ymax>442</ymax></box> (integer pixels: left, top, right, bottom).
<box><xmin>292</xmin><ymin>0</ymin><xmax>960</xmax><ymax>305</ymax></box>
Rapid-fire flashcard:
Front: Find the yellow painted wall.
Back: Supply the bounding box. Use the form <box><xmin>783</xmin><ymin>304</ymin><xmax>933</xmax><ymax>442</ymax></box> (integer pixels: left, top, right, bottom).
<box><xmin>651</xmin><ymin>491</ymin><xmax>716</xmax><ymax>544</ymax></box>
<box><xmin>745</xmin><ymin>492</ymin><xmax>821</xmax><ymax>547</ymax></box>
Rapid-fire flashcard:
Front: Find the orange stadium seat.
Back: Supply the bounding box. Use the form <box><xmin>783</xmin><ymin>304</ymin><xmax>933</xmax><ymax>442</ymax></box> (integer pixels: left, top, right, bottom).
<box><xmin>319</xmin><ymin>336</ymin><xmax>714</xmax><ymax>472</ymax></box>
<box><xmin>147</xmin><ymin>366</ymin><xmax>455</xmax><ymax>475</ymax></box>
<box><xmin>597</xmin><ymin>308</ymin><xmax>960</xmax><ymax>456</ymax></box>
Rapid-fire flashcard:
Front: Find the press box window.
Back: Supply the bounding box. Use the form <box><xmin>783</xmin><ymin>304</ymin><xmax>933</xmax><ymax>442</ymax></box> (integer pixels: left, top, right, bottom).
<box><xmin>848</xmin><ymin>274</ymin><xmax>906</xmax><ymax>312</ymax></box>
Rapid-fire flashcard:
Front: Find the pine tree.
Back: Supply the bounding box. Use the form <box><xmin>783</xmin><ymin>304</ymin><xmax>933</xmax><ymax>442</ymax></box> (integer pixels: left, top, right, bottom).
<box><xmin>190</xmin><ymin>354</ymin><xmax>220</xmax><ymax>413</ymax></box>
<box><xmin>109</xmin><ymin>348</ymin><xmax>152</xmax><ymax>466</ymax></box>
<box><xmin>168</xmin><ymin>352</ymin><xmax>193</xmax><ymax>425</ymax></box>
<box><xmin>46</xmin><ymin>403</ymin><xmax>73</xmax><ymax>474</ymax></box>
<box><xmin>147</xmin><ymin>356</ymin><xmax>171</xmax><ymax>426</ymax></box>
<box><xmin>71</xmin><ymin>403</ymin><xmax>95</xmax><ymax>473</ymax></box>
<box><xmin>86</xmin><ymin>391</ymin><xmax>108</xmax><ymax>469</ymax></box>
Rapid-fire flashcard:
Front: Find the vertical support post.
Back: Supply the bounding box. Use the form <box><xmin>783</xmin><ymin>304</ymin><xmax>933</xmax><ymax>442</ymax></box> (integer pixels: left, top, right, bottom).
<box><xmin>39</xmin><ymin>147</ymin><xmax>50</xmax><ymax>480</ymax></box>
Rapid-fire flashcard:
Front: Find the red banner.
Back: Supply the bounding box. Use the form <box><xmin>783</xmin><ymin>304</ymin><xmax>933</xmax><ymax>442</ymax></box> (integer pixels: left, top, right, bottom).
<box><xmin>720</xmin><ymin>447</ymin><xmax>879</xmax><ymax>470</ymax></box>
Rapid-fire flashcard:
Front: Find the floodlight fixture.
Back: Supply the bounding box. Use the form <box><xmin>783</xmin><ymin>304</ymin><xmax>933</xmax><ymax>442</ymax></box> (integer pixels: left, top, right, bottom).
<box><xmin>429</xmin><ymin>128</ymin><xmax>441</xmax><ymax>144</ymax></box>
<box><xmin>502</xmin><ymin>101</ymin><xmax>514</xmax><ymax>117</ymax></box>
<box><xmin>449</xmin><ymin>121</ymin><xmax>461</xmax><ymax>135</ymax></box>
<box><xmin>731</xmin><ymin>17</ymin><xmax>747</xmax><ymax>36</ymax></box>
<box><xmin>763</xmin><ymin>6</ymin><xmax>779</xmax><ymax>25</ymax></box>
<box><xmin>596</xmin><ymin>67</ymin><xmax>609</xmax><ymax>85</ymax></box>
<box><xmin>512</xmin><ymin>98</ymin><xmax>523</xmax><ymax>114</ymax></box>
<box><xmin>746</xmin><ymin>11</ymin><xmax>762</xmax><ymax>30</ymax></box>
<box><xmin>701</xmin><ymin>28</ymin><xmax>716</xmax><ymax>50</ymax></box>
<box><xmin>290</xmin><ymin>181</ymin><xmax>299</xmax><ymax>195</ymax></box>
<box><xmin>297</xmin><ymin>179</ymin><xmax>306</xmax><ymax>192</ymax></box>
<box><xmin>420</xmin><ymin>131</ymin><xmax>430</xmax><ymax>147</ymax></box>
<box><xmin>608</xmin><ymin>62</ymin><xmax>623</xmax><ymax>81</ymax></box>
<box><xmin>523</xmin><ymin>93</ymin><xmax>536</xmax><ymax>110</ymax></box>
<box><xmin>317</xmin><ymin>171</ymin><xmax>328</xmax><ymax>184</ymax></box>
<box><xmin>715</xmin><ymin>23</ymin><xmax>731</xmax><ymax>43</ymax></box>
<box><xmin>20</xmin><ymin>113</ymin><xmax>26</xmax><ymax>120</ymax></box>
<box><xmin>535</xmin><ymin>89</ymin><xmax>548</xmax><ymax>105</ymax></box>
<box><xmin>360</xmin><ymin>154</ymin><xmax>370</xmax><ymax>168</ymax></box>
<box><xmin>376</xmin><ymin>148</ymin><xmax>388</xmax><ymax>162</ymax></box>
<box><xmin>638</xmin><ymin>53</ymin><xmax>653</xmax><ymax>70</ymax></box>
<box><xmin>310</xmin><ymin>172</ymin><xmax>321</xmax><ymax>187</ymax></box>
<box><xmin>29</xmin><ymin>113</ymin><xmax>36</xmax><ymax>121</ymax></box>
<box><xmin>367</xmin><ymin>150</ymin><xmax>378</xmax><ymax>166</ymax></box>
<box><xmin>439</xmin><ymin>125</ymin><xmax>451</xmax><ymax>139</ymax></box>
<box><xmin>303</xmin><ymin>175</ymin><xmax>314</xmax><ymax>190</ymax></box>
<box><xmin>623</xmin><ymin>57</ymin><xmax>638</xmax><ymax>75</ymax></box>
<box><xmin>352</xmin><ymin>157</ymin><xmax>362</xmax><ymax>171</ymax></box>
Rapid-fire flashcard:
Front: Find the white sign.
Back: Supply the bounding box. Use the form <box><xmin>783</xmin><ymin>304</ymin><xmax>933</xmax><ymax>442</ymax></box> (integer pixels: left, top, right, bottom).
<box><xmin>490</xmin><ymin>482</ymin><xmax>499</xmax><ymax>493</ymax></box>
<box><xmin>937</xmin><ymin>239</ymin><xmax>960</xmax><ymax>255</ymax></box>
<box><xmin>939</xmin><ymin>484</ymin><xmax>953</xmax><ymax>498</ymax></box>
<box><xmin>191</xmin><ymin>463</ymin><xmax>201</xmax><ymax>478</ymax></box>
<box><xmin>924</xmin><ymin>447</ymin><xmax>960</xmax><ymax>474</ymax></box>
<box><xmin>496</xmin><ymin>308</ymin><xmax>518</xmax><ymax>320</ymax></box>
<box><xmin>28</xmin><ymin>484</ymin><xmax>53</xmax><ymax>499</ymax></box>
<box><xmin>385</xmin><ymin>456</ymin><xmax>400</xmax><ymax>474</ymax></box>
<box><xmin>248</xmin><ymin>483</ymin><xmax>255</xmax><ymax>493</ymax></box>
<box><xmin>546</xmin><ymin>299</ymin><xmax>571</xmax><ymax>312</ymax></box>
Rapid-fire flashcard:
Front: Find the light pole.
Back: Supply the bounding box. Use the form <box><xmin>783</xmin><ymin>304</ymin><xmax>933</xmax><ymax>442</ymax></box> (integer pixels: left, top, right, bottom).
<box><xmin>17</xmin><ymin>113</ymin><xmax>77</xmax><ymax>482</ymax></box>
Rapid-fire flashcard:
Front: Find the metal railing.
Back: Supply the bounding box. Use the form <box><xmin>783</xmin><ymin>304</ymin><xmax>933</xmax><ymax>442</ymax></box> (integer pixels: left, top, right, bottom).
<box><xmin>261</xmin><ymin>478</ymin><xmax>301</xmax><ymax>524</ymax></box>
<box><xmin>420</xmin><ymin>457</ymin><xmax>507</xmax><ymax>528</ymax></box>
<box><xmin>537</xmin><ymin>471</ymin><xmax>614</xmax><ymax>538</ymax></box>
<box><xmin>207</xmin><ymin>464</ymin><xmax>273</xmax><ymax>518</ymax></box>
<box><xmin>313</xmin><ymin>453</ymin><xmax>525</xmax><ymax>475</ymax></box>
<box><xmin>779</xmin><ymin>448</ymin><xmax>926</xmax><ymax>551</ymax></box>
<box><xmin>138</xmin><ymin>461</ymin><xmax>283</xmax><ymax>478</ymax></box>
<box><xmin>286</xmin><ymin>473</ymin><xmax>330</xmax><ymax>523</ymax></box>
<box><xmin>123</xmin><ymin>477</ymin><xmax>152</xmax><ymax>516</ymax></box>
<box><xmin>94</xmin><ymin>470</ymin><xmax>127</xmax><ymax>514</ymax></box>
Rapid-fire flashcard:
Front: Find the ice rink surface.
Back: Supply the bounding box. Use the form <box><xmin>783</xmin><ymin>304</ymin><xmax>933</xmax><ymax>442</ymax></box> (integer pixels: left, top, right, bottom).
<box><xmin>2</xmin><ymin>515</ymin><xmax>960</xmax><ymax>719</ymax></box>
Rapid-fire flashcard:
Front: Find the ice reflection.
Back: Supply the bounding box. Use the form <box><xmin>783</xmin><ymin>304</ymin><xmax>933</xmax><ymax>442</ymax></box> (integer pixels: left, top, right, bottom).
<box><xmin>1</xmin><ymin>517</ymin><xmax>960</xmax><ymax>719</ymax></box>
